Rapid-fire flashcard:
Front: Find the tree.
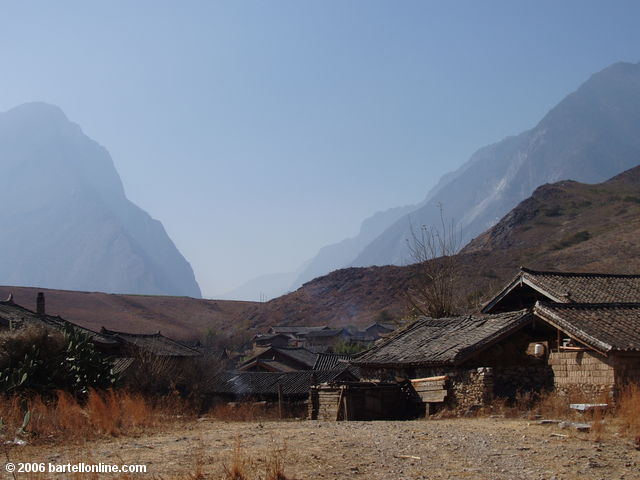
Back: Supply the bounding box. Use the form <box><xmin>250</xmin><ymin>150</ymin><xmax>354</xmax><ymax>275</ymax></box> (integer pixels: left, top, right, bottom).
<box><xmin>405</xmin><ymin>205</ymin><xmax>462</xmax><ymax>318</ymax></box>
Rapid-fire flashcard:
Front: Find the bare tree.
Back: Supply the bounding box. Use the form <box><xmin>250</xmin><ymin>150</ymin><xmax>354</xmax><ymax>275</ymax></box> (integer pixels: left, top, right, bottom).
<box><xmin>405</xmin><ymin>204</ymin><xmax>462</xmax><ymax>318</ymax></box>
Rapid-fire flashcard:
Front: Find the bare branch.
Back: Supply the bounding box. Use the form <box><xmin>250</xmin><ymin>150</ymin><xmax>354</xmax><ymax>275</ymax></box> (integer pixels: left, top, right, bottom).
<box><xmin>405</xmin><ymin>204</ymin><xmax>461</xmax><ymax>318</ymax></box>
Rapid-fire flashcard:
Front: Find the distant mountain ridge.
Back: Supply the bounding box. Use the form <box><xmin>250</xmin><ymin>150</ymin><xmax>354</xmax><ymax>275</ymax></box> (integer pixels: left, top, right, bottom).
<box><xmin>352</xmin><ymin>61</ymin><xmax>640</xmax><ymax>266</ymax></box>
<box><xmin>0</xmin><ymin>102</ymin><xmax>201</xmax><ymax>297</ymax></box>
<box><xmin>277</xmin><ymin>61</ymin><xmax>640</xmax><ymax>287</ymax></box>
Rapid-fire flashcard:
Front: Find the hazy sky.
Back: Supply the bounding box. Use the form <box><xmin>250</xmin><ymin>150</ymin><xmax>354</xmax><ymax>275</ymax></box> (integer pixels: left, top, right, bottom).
<box><xmin>1</xmin><ymin>1</ymin><xmax>639</xmax><ymax>297</ymax></box>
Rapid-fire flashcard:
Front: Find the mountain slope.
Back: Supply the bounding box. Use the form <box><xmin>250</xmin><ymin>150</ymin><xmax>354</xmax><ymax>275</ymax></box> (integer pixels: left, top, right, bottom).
<box><xmin>2</xmin><ymin>166</ymin><xmax>638</xmax><ymax>339</ymax></box>
<box><xmin>352</xmin><ymin>61</ymin><xmax>640</xmax><ymax>267</ymax></box>
<box><xmin>244</xmin><ymin>165</ymin><xmax>640</xmax><ymax>328</ymax></box>
<box><xmin>0</xmin><ymin>103</ymin><xmax>201</xmax><ymax>297</ymax></box>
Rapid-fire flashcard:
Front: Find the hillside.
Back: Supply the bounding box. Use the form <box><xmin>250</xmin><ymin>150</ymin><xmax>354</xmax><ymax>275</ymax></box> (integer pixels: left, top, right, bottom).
<box><xmin>0</xmin><ymin>103</ymin><xmax>201</xmax><ymax>297</ymax></box>
<box><xmin>0</xmin><ymin>285</ymin><xmax>255</xmax><ymax>341</ymax></box>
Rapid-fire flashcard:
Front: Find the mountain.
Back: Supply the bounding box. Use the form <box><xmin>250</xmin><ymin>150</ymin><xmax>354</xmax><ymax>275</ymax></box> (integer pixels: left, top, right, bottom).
<box><xmin>243</xmin><ymin>165</ymin><xmax>640</xmax><ymax>328</ymax></box>
<box><xmin>290</xmin><ymin>205</ymin><xmax>415</xmax><ymax>288</ymax></box>
<box><xmin>222</xmin><ymin>205</ymin><xmax>415</xmax><ymax>301</ymax></box>
<box><xmin>345</xmin><ymin>61</ymin><xmax>640</xmax><ymax>267</ymax></box>
<box><xmin>0</xmin><ymin>102</ymin><xmax>201</xmax><ymax>297</ymax></box>
<box><xmin>218</xmin><ymin>271</ymin><xmax>300</xmax><ymax>302</ymax></box>
<box><xmin>2</xmin><ymin>166</ymin><xmax>638</xmax><ymax>340</ymax></box>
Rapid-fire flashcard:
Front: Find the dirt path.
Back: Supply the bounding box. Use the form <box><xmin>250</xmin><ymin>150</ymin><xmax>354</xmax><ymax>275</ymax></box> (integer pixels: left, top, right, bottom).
<box><xmin>5</xmin><ymin>418</ymin><xmax>640</xmax><ymax>479</ymax></box>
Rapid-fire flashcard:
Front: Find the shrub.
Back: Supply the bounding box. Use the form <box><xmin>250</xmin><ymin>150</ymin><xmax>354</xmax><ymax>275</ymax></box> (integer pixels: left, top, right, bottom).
<box><xmin>0</xmin><ymin>324</ymin><xmax>115</xmax><ymax>397</ymax></box>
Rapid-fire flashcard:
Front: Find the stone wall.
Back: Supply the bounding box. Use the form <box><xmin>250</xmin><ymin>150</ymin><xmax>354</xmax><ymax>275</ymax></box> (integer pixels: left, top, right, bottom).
<box><xmin>358</xmin><ymin>366</ymin><xmax>494</xmax><ymax>414</ymax></box>
<box><xmin>492</xmin><ymin>365</ymin><xmax>554</xmax><ymax>398</ymax></box>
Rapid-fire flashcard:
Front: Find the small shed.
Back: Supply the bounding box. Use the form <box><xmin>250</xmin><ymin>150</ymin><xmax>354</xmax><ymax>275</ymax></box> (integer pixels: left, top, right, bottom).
<box><xmin>308</xmin><ymin>381</ymin><xmax>413</xmax><ymax>421</ymax></box>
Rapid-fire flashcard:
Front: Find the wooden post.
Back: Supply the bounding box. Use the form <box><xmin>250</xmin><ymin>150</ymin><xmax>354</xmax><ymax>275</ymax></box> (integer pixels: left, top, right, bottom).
<box><xmin>343</xmin><ymin>395</ymin><xmax>349</xmax><ymax>421</ymax></box>
<box><xmin>336</xmin><ymin>387</ymin><xmax>345</xmax><ymax>421</ymax></box>
<box><xmin>277</xmin><ymin>383</ymin><xmax>283</xmax><ymax>419</ymax></box>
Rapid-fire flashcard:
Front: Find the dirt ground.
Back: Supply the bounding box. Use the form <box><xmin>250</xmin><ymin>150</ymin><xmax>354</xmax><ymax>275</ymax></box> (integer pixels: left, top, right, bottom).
<box><xmin>4</xmin><ymin>417</ymin><xmax>640</xmax><ymax>480</ymax></box>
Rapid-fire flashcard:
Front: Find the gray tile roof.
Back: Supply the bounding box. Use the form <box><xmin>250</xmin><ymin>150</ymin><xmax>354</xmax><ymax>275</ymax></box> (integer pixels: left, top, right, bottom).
<box><xmin>353</xmin><ymin>310</ymin><xmax>532</xmax><ymax>367</ymax></box>
<box><xmin>483</xmin><ymin>267</ymin><xmax>640</xmax><ymax>312</ymax></box>
<box><xmin>534</xmin><ymin>302</ymin><xmax>640</xmax><ymax>353</ymax></box>
<box><xmin>313</xmin><ymin>353</ymin><xmax>353</xmax><ymax>370</ymax></box>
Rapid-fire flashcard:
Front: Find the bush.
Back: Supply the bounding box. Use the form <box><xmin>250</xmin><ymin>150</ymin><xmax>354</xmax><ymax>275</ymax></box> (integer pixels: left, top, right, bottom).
<box><xmin>0</xmin><ymin>324</ymin><xmax>115</xmax><ymax>397</ymax></box>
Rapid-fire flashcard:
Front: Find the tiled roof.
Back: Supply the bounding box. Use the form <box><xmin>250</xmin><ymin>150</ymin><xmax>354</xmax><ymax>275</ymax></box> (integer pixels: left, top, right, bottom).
<box><xmin>353</xmin><ymin>310</ymin><xmax>531</xmax><ymax>367</ymax></box>
<box><xmin>534</xmin><ymin>302</ymin><xmax>640</xmax><ymax>353</ymax></box>
<box><xmin>101</xmin><ymin>328</ymin><xmax>202</xmax><ymax>357</ymax></box>
<box><xmin>207</xmin><ymin>369</ymin><xmax>356</xmax><ymax>397</ymax></box>
<box><xmin>313</xmin><ymin>353</ymin><xmax>353</xmax><ymax>370</ymax></box>
<box><xmin>483</xmin><ymin>267</ymin><xmax>640</xmax><ymax>312</ymax></box>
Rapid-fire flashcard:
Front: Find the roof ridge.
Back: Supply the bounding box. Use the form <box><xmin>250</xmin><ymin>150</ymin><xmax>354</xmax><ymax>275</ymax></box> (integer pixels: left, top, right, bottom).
<box><xmin>521</xmin><ymin>267</ymin><xmax>640</xmax><ymax>278</ymax></box>
<box><xmin>537</xmin><ymin>301</ymin><xmax>640</xmax><ymax>309</ymax></box>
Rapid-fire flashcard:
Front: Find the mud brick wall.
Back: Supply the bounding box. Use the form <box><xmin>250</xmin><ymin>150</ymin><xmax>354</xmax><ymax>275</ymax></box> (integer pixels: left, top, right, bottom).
<box><xmin>549</xmin><ymin>351</ymin><xmax>615</xmax><ymax>398</ymax></box>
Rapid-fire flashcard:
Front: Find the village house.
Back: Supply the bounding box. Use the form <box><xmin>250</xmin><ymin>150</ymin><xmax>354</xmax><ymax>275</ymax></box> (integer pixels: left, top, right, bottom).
<box><xmin>238</xmin><ymin>346</ymin><xmax>319</xmax><ymax>372</ymax></box>
<box><xmin>349</xmin><ymin>268</ymin><xmax>640</xmax><ymax>415</ymax></box>
<box><xmin>237</xmin><ymin>345</ymin><xmax>356</xmax><ymax>374</ymax></box>
<box><xmin>352</xmin><ymin>310</ymin><xmax>555</xmax><ymax>414</ymax></box>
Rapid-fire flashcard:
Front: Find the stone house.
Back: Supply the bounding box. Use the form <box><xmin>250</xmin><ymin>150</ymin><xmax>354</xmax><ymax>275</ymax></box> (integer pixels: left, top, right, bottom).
<box><xmin>352</xmin><ymin>310</ymin><xmax>557</xmax><ymax>413</ymax></box>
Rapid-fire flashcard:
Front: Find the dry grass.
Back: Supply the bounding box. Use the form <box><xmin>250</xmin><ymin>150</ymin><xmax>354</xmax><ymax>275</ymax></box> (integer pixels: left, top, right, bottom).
<box><xmin>615</xmin><ymin>383</ymin><xmax>640</xmax><ymax>438</ymax></box>
<box><xmin>0</xmin><ymin>389</ymin><xmax>195</xmax><ymax>444</ymax></box>
<box><xmin>221</xmin><ymin>436</ymin><xmax>295</xmax><ymax>480</ymax></box>
<box><xmin>210</xmin><ymin>402</ymin><xmax>284</xmax><ymax>422</ymax></box>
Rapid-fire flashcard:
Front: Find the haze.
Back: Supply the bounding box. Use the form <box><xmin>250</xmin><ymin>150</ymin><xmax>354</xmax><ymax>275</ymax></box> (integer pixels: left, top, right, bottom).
<box><xmin>1</xmin><ymin>0</ymin><xmax>639</xmax><ymax>298</ymax></box>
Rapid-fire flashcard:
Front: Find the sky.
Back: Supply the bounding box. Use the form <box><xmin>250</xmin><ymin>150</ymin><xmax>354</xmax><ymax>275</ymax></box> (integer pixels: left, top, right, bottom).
<box><xmin>0</xmin><ymin>1</ymin><xmax>639</xmax><ymax>298</ymax></box>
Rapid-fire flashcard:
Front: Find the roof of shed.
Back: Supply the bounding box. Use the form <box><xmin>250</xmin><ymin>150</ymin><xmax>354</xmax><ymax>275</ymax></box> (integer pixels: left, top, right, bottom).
<box><xmin>352</xmin><ymin>310</ymin><xmax>532</xmax><ymax>367</ymax></box>
<box><xmin>207</xmin><ymin>369</ymin><xmax>355</xmax><ymax>396</ymax></box>
<box><xmin>534</xmin><ymin>302</ymin><xmax>640</xmax><ymax>353</ymax></box>
<box><xmin>483</xmin><ymin>267</ymin><xmax>640</xmax><ymax>312</ymax></box>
